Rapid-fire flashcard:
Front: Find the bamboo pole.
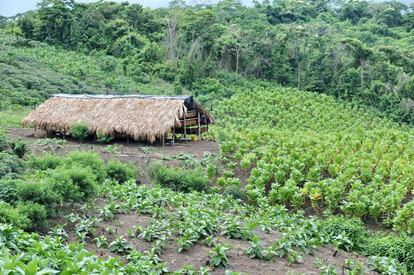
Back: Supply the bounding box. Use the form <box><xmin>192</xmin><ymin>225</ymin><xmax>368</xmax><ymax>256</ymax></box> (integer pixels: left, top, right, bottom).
<box><xmin>197</xmin><ymin>112</ymin><xmax>201</xmax><ymax>141</ymax></box>
<box><xmin>184</xmin><ymin>115</ymin><xmax>187</xmax><ymax>143</ymax></box>
<box><xmin>172</xmin><ymin>126</ymin><xmax>175</xmax><ymax>145</ymax></box>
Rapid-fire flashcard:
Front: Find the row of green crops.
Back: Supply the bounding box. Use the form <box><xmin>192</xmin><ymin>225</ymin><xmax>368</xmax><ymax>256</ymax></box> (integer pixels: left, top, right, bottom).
<box><xmin>215</xmin><ymin>87</ymin><xmax>414</xmax><ymax>234</ymax></box>
<box><xmin>24</xmin><ymin>179</ymin><xmax>411</xmax><ymax>273</ymax></box>
<box><xmin>1</xmin><ymin>158</ymin><xmax>413</xmax><ymax>272</ymax></box>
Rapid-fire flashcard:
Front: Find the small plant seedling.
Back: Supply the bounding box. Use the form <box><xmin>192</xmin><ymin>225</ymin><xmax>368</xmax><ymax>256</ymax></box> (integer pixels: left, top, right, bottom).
<box><xmin>94</xmin><ymin>235</ymin><xmax>108</xmax><ymax>248</ymax></box>
<box><xmin>109</xmin><ymin>236</ymin><xmax>133</xmax><ymax>254</ymax></box>
<box><xmin>105</xmin><ymin>144</ymin><xmax>121</xmax><ymax>154</ymax></box>
<box><xmin>246</xmin><ymin>235</ymin><xmax>270</xmax><ymax>260</ymax></box>
<box><xmin>207</xmin><ymin>243</ymin><xmax>230</xmax><ymax>268</ymax></box>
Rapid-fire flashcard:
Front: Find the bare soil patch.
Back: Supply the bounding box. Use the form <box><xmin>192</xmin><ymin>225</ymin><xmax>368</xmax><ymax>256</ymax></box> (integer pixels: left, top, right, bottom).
<box><xmin>8</xmin><ymin>127</ymin><xmax>218</xmax><ymax>184</ymax></box>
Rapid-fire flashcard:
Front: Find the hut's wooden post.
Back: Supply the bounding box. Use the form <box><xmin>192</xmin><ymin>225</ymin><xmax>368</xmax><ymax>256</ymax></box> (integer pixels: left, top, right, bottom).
<box><xmin>172</xmin><ymin>126</ymin><xmax>175</xmax><ymax>145</ymax></box>
<box><xmin>184</xmin><ymin>115</ymin><xmax>187</xmax><ymax>143</ymax></box>
<box><xmin>197</xmin><ymin>112</ymin><xmax>201</xmax><ymax>142</ymax></box>
<box><xmin>162</xmin><ymin>135</ymin><xmax>165</xmax><ymax>147</ymax></box>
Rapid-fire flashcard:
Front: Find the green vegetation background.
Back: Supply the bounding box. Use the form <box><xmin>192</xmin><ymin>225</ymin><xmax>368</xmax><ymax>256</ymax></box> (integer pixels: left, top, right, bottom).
<box><xmin>1</xmin><ymin>0</ymin><xmax>414</xmax><ymax>124</ymax></box>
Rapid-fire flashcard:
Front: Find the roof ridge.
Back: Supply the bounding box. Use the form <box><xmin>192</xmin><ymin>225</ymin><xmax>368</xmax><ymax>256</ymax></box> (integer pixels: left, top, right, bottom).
<box><xmin>52</xmin><ymin>94</ymin><xmax>193</xmax><ymax>100</ymax></box>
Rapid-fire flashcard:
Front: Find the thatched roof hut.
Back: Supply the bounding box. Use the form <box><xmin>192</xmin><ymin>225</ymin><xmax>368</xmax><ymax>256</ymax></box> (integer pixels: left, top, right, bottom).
<box><xmin>23</xmin><ymin>94</ymin><xmax>214</xmax><ymax>143</ymax></box>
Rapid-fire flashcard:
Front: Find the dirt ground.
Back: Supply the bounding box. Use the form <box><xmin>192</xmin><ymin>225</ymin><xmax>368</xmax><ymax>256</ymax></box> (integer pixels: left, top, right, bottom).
<box><xmin>8</xmin><ymin>127</ymin><xmax>219</xmax><ymax>184</ymax></box>
<box><xmin>60</xmin><ymin>209</ymin><xmax>375</xmax><ymax>275</ymax></box>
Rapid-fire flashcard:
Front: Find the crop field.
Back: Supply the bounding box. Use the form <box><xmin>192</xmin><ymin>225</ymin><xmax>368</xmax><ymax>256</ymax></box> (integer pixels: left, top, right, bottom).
<box><xmin>217</xmin><ymin>87</ymin><xmax>414</xmax><ymax>233</ymax></box>
<box><xmin>1</xmin><ymin>87</ymin><xmax>414</xmax><ymax>274</ymax></box>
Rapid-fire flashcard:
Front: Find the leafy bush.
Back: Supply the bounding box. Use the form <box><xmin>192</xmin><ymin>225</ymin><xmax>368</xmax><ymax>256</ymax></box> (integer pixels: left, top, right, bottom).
<box><xmin>106</xmin><ymin>160</ymin><xmax>137</xmax><ymax>184</ymax></box>
<box><xmin>322</xmin><ymin>216</ymin><xmax>414</xmax><ymax>272</ymax></box>
<box><xmin>28</xmin><ymin>154</ymin><xmax>63</xmax><ymax>170</ymax></box>
<box><xmin>207</xmin><ymin>243</ymin><xmax>230</xmax><ymax>268</ymax></box>
<box><xmin>0</xmin><ymin>201</ymin><xmax>30</xmax><ymax>229</ymax></box>
<box><xmin>320</xmin><ymin>216</ymin><xmax>368</xmax><ymax>252</ymax></box>
<box><xmin>393</xmin><ymin>201</ymin><xmax>414</xmax><ymax>235</ymax></box>
<box><xmin>0</xmin><ymin>152</ymin><xmax>25</xmax><ymax>179</ymax></box>
<box><xmin>369</xmin><ymin>256</ymin><xmax>408</xmax><ymax>275</ymax></box>
<box><xmin>97</xmin><ymin>132</ymin><xmax>113</xmax><ymax>143</ymax></box>
<box><xmin>16</xmin><ymin>180</ymin><xmax>62</xmax><ymax>208</ymax></box>
<box><xmin>10</xmin><ymin>139</ymin><xmax>28</xmax><ymax>158</ymax></box>
<box><xmin>70</xmin><ymin>122</ymin><xmax>89</xmax><ymax>140</ymax></box>
<box><xmin>0</xmin><ymin>132</ymin><xmax>7</xmax><ymax>151</ymax></box>
<box><xmin>51</xmin><ymin>165</ymin><xmax>98</xmax><ymax>202</ymax></box>
<box><xmin>0</xmin><ymin>178</ymin><xmax>19</xmax><ymax>203</ymax></box>
<box><xmin>64</xmin><ymin>151</ymin><xmax>106</xmax><ymax>183</ymax></box>
<box><xmin>223</xmin><ymin>186</ymin><xmax>247</xmax><ymax>201</ymax></box>
<box><xmin>17</xmin><ymin>202</ymin><xmax>47</xmax><ymax>230</ymax></box>
<box><xmin>218</xmin><ymin>177</ymin><xmax>241</xmax><ymax>187</ymax></box>
<box><xmin>149</xmin><ymin>162</ymin><xmax>210</xmax><ymax>193</ymax></box>
<box><xmin>365</xmin><ymin>235</ymin><xmax>414</xmax><ymax>272</ymax></box>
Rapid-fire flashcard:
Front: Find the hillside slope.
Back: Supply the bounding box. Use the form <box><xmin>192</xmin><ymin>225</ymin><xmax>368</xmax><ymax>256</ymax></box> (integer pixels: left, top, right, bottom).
<box><xmin>0</xmin><ymin>31</ymin><xmax>178</xmax><ymax>109</ymax></box>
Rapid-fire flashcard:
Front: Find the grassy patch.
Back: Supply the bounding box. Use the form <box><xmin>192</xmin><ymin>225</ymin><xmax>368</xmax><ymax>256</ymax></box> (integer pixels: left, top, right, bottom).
<box><xmin>0</xmin><ymin>108</ymin><xmax>31</xmax><ymax>131</ymax></box>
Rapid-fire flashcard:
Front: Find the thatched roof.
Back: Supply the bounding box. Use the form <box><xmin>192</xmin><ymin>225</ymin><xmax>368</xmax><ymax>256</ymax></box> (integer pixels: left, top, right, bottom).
<box><xmin>23</xmin><ymin>94</ymin><xmax>214</xmax><ymax>143</ymax></box>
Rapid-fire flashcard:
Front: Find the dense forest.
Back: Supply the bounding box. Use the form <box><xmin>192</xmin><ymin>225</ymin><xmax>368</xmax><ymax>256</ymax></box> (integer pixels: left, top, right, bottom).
<box><xmin>1</xmin><ymin>0</ymin><xmax>414</xmax><ymax>123</ymax></box>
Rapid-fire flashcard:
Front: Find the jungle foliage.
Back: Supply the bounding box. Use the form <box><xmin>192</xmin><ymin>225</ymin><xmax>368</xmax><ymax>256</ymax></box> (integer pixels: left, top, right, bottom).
<box><xmin>1</xmin><ymin>0</ymin><xmax>414</xmax><ymax>123</ymax></box>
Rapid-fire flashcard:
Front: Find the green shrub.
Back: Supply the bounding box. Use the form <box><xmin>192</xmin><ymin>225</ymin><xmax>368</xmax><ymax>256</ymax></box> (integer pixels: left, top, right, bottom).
<box><xmin>51</xmin><ymin>165</ymin><xmax>98</xmax><ymax>202</ymax></box>
<box><xmin>97</xmin><ymin>132</ymin><xmax>113</xmax><ymax>143</ymax></box>
<box><xmin>17</xmin><ymin>202</ymin><xmax>47</xmax><ymax>230</ymax></box>
<box><xmin>16</xmin><ymin>180</ymin><xmax>62</xmax><ymax>208</ymax></box>
<box><xmin>106</xmin><ymin>160</ymin><xmax>137</xmax><ymax>184</ymax></box>
<box><xmin>369</xmin><ymin>256</ymin><xmax>408</xmax><ymax>274</ymax></box>
<box><xmin>70</xmin><ymin>122</ymin><xmax>89</xmax><ymax>140</ymax></box>
<box><xmin>218</xmin><ymin>177</ymin><xmax>241</xmax><ymax>187</ymax></box>
<box><xmin>0</xmin><ymin>132</ymin><xmax>7</xmax><ymax>151</ymax></box>
<box><xmin>149</xmin><ymin>162</ymin><xmax>210</xmax><ymax>193</ymax></box>
<box><xmin>10</xmin><ymin>139</ymin><xmax>28</xmax><ymax>158</ymax></box>
<box><xmin>0</xmin><ymin>201</ymin><xmax>30</xmax><ymax>230</ymax></box>
<box><xmin>223</xmin><ymin>186</ymin><xmax>247</xmax><ymax>201</ymax></box>
<box><xmin>64</xmin><ymin>151</ymin><xmax>106</xmax><ymax>183</ymax></box>
<box><xmin>365</xmin><ymin>235</ymin><xmax>414</xmax><ymax>272</ymax></box>
<box><xmin>0</xmin><ymin>178</ymin><xmax>20</xmax><ymax>203</ymax></box>
<box><xmin>0</xmin><ymin>152</ymin><xmax>25</xmax><ymax>179</ymax></box>
<box><xmin>320</xmin><ymin>216</ymin><xmax>368</xmax><ymax>252</ymax></box>
<box><xmin>28</xmin><ymin>154</ymin><xmax>63</xmax><ymax>170</ymax></box>
<box><xmin>393</xmin><ymin>201</ymin><xmax>414</xmax><ymax>235</ymax></box>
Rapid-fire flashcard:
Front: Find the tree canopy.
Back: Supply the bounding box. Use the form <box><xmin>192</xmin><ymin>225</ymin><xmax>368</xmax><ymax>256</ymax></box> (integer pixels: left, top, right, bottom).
<box><xmin>2</xmin><ymin>0</ymin><xmax>414</xmax><ymax>123</ymax></box>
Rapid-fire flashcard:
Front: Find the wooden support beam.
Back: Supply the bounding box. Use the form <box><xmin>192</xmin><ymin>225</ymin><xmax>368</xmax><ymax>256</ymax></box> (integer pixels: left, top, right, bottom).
<box><xmin>197</xmin><ymin>112</ymin><xmax>201</xmax><ymax>141</ymax></box>
<box><xmin>184</xmin><ymin>115</ymin><xmax>187</xmax><ymax>143</ymax></box>
<box><xmin>172</xmin><ymin>126</ymin><xmax>175</xmax><ymax>145</ymax></box>
<box><xmin>174</xmin><ymin>126</ymin><xmax>207</xmax><ymax>135</ymax></box>
<box><xmin>162</xmin><ymin>135</ymin><xmax>165</xmax><ymax>147</ymax></box>
<box><xmin>178</xmin><ymin>118</ymin><xmax>198</xmax><ymax>126</ymax></box>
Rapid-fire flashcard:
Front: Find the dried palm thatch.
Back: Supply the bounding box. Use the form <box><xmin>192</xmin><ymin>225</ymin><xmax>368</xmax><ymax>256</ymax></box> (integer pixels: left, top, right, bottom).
<box><xmin>23</xmin><ymin>94</ymin><xmax>214</xmax><ymax>143</ymax></box>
